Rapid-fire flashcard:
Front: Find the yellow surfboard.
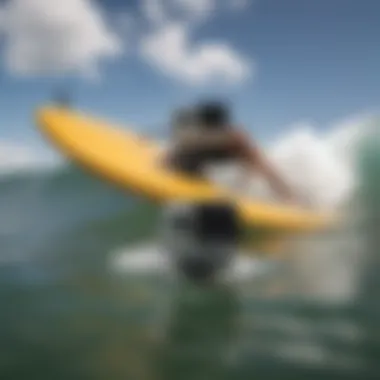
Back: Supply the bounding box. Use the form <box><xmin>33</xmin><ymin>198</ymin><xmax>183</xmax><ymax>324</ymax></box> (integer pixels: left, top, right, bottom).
<box><xmin>35</xmin><ymin>106</ymin><xmax>335</xmax><ymax>234</ymax></box>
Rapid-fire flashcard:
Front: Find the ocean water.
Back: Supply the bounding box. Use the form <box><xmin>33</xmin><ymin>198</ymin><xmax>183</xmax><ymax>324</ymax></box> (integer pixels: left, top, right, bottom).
<box><xmin>1</xmin><ymin>119</ymin><xmax>380</xmax><ymax>380</ymax></box>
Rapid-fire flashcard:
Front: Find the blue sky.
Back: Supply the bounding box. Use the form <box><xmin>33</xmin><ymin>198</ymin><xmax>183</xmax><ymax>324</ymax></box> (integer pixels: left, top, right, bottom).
<box><xmin>0</xmin><ymin>0</ymin><xmax>379</xmax><ymax>148</ymax></box>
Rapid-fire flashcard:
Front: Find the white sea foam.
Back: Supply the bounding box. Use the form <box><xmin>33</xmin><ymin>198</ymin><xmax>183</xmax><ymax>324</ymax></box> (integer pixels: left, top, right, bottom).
<box><xmin>0</xmin><ymin>139</ymin><xmax>62</xmax><ymax>176</ymax></box>
<box><xmin>110</xmin><ymin>243</ymin><xmax>273</xmax><ymax>283</ymax></box>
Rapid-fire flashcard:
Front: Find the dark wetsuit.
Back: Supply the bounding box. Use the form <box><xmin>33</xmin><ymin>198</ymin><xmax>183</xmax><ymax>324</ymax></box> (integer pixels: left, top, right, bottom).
<box><xmin>170</xmin><ymin>143</ymin><xmax>238</xmax><ymax>176</ymax></box>
<box><xmin>168</xmin><ymin>102</ymin><xmax>242</xmax><ymax>176</ymax></box>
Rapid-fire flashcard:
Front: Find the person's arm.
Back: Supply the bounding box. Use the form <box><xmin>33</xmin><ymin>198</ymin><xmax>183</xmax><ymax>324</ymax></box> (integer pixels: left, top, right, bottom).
<box><xmin>254</xmin><ymin>149</ymin><xmax>298</xmax><ymax>203</ymax></box>
<box><xmin>162</xmin><ymin>129</ymin><xmax>235</xmax><ymax>169</ymax></box>
<box><xmin>232</xmin><ymin>130</ymin><xmax>299</xmax><ymax>203</ymax></box>
<box><xmin>175</xmin><ymin>129</ymin><xmax>231</xmax><ymax>149</ymax></box>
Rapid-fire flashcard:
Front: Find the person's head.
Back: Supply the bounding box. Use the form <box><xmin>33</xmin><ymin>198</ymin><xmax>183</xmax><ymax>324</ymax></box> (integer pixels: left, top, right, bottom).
<box><xmin>194</xmin><ymin>100</ymin><xmax>231</xmax><ymax>127</ymax></box>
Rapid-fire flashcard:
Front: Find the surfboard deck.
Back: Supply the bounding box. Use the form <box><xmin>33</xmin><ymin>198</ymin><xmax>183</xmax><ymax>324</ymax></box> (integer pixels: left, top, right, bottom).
<box><xmin>35</xmin><ymin>105</ymin><xmax>336</xmax><ymax>234</ymax></box>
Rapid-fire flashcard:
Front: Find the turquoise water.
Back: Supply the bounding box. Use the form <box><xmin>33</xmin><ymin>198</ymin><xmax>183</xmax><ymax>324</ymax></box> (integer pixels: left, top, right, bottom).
<box><xmin>0</xmin><ymin>145</ymin><xmax>379</xmax><ymax>380</ymax></box>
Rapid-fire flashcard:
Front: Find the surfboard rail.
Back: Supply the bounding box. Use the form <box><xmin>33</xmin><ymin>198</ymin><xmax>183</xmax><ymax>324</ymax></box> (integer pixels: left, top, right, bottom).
<box><xmin>35</xmin><ymin>105</ymin><xmax>337</xmax><ymax>234</ymax></box>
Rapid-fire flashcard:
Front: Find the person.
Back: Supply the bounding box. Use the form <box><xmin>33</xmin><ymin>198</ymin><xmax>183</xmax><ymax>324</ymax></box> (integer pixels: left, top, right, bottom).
<box><xmin>163</xmin><ymin>100</ymin><xmax>300</xmax><ymax>204</ymax></box>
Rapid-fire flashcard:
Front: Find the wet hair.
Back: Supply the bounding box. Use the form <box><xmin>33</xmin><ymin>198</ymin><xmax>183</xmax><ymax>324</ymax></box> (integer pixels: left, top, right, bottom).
<box><xmin>195</xmin><ymin>101</ymin><xmax>230</xmax><ymax>127</ymax></box>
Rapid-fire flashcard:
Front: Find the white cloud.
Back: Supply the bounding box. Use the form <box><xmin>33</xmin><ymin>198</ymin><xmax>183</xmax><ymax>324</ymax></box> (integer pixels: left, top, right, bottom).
<box><xmin>142</xmin><ymin>0</ymin><xmax>216</xmax><ymax>24</ymax></box>
<box><xmin>141</xmin><ymin>22</ymin><xmax>251</xmax><ymax>85</ymax></box>
<box><xmin>0</xmin><ymin>0</ymin><xmax>252</xmax><ymax>85</ymax></box>
<box><xmin>139</xmin><ymin>1</ymin><xmax>252</xmax><ymax>85</ymax></box>
<box><xmin>0</xmin><ymin>0</ymin><xmax>122</xmax><ymax>78</ymax></box>
<box><xmin>174</xmin><ymin>0</ymin><xmax>215</xmax><ymax>22</ymax></box>
<box><xmin>168</xmin><ymin>0</ymin><xmax>249</xmax><ymax>21</ymax></box>
<box><xmin>142</xmin><ymin>0</ymin><xmax>167</xmax><ymax>25</ymax></box>
<box><xmin>228</xmin><ymin>0</ymin><xmax>250</xmax><ymax>11</ymax></box>
<box><xmin>0</xmin><ymin>9</ymin><xmax>4</xmax><ymax>29</ymax></box>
